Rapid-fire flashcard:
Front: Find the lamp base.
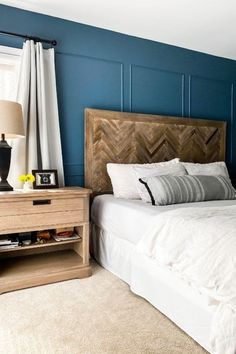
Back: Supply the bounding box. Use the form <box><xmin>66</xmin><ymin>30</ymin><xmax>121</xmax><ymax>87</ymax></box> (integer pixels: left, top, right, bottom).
<box><xmin>0</xmin><ymin>137</ymin><xmax>13</xmax><ymax>192</ymax></box>
<box><xmin>0</xmin><ymin>180</ymin><xmax>13</xmax><ymax>191</ymax></box>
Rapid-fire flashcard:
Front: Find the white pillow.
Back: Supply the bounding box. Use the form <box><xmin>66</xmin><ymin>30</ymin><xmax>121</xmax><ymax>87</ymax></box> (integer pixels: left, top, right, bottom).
<box><xmin>133</xmin><ymin>163</ymin><xmax>187</xmax><ymax>202</ymax></box>
<box><xmin>107</xmin><ymin>158</ymin><xmax>180</xmax><ymax>199</ymax></box>
<box><xmin>181</xmin><ymin>161</ymin><xmax>229</xmax><ymax>178</ymax></box>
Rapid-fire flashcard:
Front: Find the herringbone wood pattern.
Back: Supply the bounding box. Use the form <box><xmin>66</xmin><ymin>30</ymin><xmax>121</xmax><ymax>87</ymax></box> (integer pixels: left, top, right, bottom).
<box><xmin>85</xmin><ymin>109</ymin><xmax>226</xmax><ymax>194</ymax></box>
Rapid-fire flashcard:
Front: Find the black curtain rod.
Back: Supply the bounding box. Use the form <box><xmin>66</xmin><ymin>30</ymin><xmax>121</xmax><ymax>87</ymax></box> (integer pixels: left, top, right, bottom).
<box><xmin>0</xmin><ymin>30</ymin><xmax>57</xmax><ymax>46</ymax></box>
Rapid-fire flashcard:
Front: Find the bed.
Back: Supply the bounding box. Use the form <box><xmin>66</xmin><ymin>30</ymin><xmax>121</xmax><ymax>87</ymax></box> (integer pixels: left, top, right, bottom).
<box><xmin>84</xmin><ymin>108</ymin><xmax>235</xmax><ymax>354</ymax></box>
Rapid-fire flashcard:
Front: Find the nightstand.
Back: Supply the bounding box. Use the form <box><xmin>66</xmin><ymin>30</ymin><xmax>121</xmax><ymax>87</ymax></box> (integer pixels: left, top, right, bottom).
<box><xmin>0</xmin><ymin>187</ymin><xmax>92</xmax><ymax>293</ymax></box>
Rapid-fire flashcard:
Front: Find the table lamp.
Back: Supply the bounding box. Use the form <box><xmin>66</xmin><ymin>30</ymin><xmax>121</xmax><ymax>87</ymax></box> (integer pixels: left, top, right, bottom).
<box><xmin>0</xmin><ymin>100</ymin><xmax>24</xmax><ymax>191</ymax></box>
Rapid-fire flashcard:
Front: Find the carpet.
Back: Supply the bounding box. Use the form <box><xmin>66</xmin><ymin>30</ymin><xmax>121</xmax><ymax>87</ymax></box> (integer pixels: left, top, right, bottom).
<box><xmin>0</xmin><ymin>261</ymin><xmax>207</xmax><ymax>354</ymax></box>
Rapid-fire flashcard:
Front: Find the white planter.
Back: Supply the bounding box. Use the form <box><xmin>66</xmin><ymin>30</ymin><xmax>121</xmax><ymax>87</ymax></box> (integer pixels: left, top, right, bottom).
<box><xmin>23</xmin><ymin>182</ymin><xmax>31</xmax><ymax>191</ymax></box>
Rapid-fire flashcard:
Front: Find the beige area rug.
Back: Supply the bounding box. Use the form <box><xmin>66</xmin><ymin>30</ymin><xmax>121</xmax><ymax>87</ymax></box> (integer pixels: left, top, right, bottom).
<box><xmin>0</xmin><ymin>262</ymin><xmax>207</xmax><ymax>354</ymax></box>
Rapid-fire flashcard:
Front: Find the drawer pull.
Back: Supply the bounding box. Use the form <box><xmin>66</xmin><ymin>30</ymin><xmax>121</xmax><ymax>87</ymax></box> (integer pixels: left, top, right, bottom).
<box><xmin>33</xmin><ymin>199</ymin><xmax>51</xmax><ymax>206</ymax></box>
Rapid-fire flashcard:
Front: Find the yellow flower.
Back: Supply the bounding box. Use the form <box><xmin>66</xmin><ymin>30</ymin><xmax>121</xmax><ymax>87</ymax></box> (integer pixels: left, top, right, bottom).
<box><xmin>18</xmin><ymin>174</ymin><xmax>35</xmax><ymax>183</ymax></box>
<box><xmin>26</xmin><ymin>174</ymin><xmax>35</xmax><ymax>183</ymax></box>
<box><xmin>18</xmin><ymin>175</ymin><xmax>26</xmax><ymax>182</ymax></box>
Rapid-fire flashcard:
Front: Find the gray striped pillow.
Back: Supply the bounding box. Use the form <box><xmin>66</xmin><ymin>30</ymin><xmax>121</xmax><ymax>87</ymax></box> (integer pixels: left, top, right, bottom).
<box><xmin>139</xmin><ymin>175</ymin><xmax>236</xmax><ymax>206</ymax></box>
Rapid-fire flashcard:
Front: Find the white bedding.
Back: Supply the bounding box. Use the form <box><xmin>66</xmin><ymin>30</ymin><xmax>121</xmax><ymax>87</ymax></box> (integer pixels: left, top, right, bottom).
<box><xmin>91</xmin><ymin>195</ymin><xmax>236</xmax><ymax>354</ymax></box>
<box><xmin>137</xmin><ymin>205</ymin><xmax>236</xmax><ymax>354</ymax></box>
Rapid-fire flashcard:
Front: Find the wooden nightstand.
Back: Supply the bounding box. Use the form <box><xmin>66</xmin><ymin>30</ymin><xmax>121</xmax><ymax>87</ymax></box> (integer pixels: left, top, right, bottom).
<box><xmin>0</xmin><ymin>187</ymin><xmax>92</xmax><ymax>294</ymax></box>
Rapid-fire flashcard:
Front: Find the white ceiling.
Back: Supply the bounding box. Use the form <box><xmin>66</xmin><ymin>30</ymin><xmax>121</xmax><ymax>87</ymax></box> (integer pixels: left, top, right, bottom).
<box><xmin>1</xmin><ymin>0</ymin><xmax>236</xmax><ymax>60</ymax></box>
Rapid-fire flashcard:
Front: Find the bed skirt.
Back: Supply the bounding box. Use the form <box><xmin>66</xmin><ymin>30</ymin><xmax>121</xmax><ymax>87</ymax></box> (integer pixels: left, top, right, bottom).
<box><xmin>91</xmin><ymin>223</ymin><xmax>214</xmax><ymax>353</ymax></box>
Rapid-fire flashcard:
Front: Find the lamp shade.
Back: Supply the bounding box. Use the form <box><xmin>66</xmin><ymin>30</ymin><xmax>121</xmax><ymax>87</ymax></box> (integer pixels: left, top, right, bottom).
<box><xmin>0</xmin><ymin>100</ymin><xmax>24</xmax><ymax>138</ymax></box>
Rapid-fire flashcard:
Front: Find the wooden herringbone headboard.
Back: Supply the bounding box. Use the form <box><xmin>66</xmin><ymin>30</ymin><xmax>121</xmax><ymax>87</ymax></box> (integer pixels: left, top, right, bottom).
<box><xmin>84</xmin><ymin>109</ymin><xmax>226</xmax><ymax>195</ymax></box>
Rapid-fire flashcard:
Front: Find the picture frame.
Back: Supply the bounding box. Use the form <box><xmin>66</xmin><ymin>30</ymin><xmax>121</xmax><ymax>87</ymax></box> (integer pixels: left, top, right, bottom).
<box><xmin>32</xmin><ymin>169</ymin><xmax>59</xmax><ymax>189</ymax></box>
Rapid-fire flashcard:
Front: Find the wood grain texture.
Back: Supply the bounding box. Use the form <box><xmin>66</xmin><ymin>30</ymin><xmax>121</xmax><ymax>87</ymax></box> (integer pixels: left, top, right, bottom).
<box><xmin>84</xmin><ymin>109</ymin><xmax>226</xmax><ymax>194</ymax></box>
<box><xmin>0</xmin><ymin>188</ymin><xmax>92</xmax><ymax>293</ymax></box>
<box><xmin>0</xmin><ymin>250</ymin><xmax>92</xmax><ymax>293</ymax></box>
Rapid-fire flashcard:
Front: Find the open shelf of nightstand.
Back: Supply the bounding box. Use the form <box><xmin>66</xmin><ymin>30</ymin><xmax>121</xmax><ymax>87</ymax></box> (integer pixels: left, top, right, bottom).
<box><xmin>0</xmin><ymin>250</ymin><xmax>90</xmax><ymax>293</ymax></box>
<box><xmin>0</xmin><ymin>238</ymin><xmax>82</xmax><ymax>253</ymax></box>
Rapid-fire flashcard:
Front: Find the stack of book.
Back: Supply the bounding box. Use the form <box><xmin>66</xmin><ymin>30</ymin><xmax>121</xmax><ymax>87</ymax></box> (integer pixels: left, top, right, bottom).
<box><xmin>0</xmin><ymin>238</ymin><xmax>19</xmax><ymax>249</ymax></box>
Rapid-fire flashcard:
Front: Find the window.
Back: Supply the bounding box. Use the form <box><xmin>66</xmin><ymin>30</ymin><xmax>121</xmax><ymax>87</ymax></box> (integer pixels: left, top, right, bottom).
<box><xmin>0</xmin><ymin>46</ymin><xmax>21</xmax><ymax>101</ymax></box>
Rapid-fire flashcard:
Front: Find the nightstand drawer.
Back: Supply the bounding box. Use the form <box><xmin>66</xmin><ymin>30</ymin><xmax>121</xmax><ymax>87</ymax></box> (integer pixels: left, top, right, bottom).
<box><xmin>0</xmin><ymin>197</ymin><xmax>84</xmax><ymax>217</ymax></box>
<box><xmin>0</xmin><ymin>210</ymin><xmax>85</xmax><ymax>234</ymax></box>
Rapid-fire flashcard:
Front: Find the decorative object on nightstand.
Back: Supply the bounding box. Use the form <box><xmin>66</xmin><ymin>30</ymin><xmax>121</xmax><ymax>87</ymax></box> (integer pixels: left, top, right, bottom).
<box><xmin>0</xmin><ymin>100</ymin><xmax>24</xmax><ymax>191</ymax></box>
<box><xmin>32</xmin><ymin>169</ymin><xmax>59</xmax><ymax>189</ymax></box>
<box><xmin>18</xmin><ymin>174</ymin><xmax>35</xmax><ymax>191</ymax></box>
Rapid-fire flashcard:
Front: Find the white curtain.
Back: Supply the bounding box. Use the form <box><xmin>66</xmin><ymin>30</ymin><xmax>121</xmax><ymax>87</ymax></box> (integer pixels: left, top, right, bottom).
<box><xmin>8</xmin><ymin>40</ymin><xmax>64</xmax><ymax>188</ymax></box>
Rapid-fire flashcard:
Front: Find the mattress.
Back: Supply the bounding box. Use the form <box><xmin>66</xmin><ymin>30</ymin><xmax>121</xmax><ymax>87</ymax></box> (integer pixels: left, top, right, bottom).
<box><xmin>91</xmin><ymin>194</ymin><xmax>236</xmax><ymax>244</ymax></box>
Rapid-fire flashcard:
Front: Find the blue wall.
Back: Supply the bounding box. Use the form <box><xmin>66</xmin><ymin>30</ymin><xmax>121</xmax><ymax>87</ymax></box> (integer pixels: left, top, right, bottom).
<box><xmin>1</xmin><ymin>4</ymin><xmax>236</xmax><ymax>185</ymax></box>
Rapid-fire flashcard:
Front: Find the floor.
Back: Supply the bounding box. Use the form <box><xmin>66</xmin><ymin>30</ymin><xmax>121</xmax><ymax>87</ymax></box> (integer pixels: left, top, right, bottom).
<box><xmin>0</xmin><ymin>262</ymin><xmax>207</xmax><ymax>354</ymax></box>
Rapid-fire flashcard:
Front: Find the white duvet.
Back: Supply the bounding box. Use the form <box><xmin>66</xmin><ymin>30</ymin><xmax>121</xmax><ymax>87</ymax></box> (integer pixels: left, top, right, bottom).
<box><xmin>137</xmin><ymin>205</ymin><xmax>236</xmax><ymax>354</ymax></box>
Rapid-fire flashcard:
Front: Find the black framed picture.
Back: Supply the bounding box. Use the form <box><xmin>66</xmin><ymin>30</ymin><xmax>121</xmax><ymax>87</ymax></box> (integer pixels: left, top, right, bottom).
<box><xmin>32</xmin><ymin>169</ymin><xmax>59</xmax><ymax>189</ymax></box>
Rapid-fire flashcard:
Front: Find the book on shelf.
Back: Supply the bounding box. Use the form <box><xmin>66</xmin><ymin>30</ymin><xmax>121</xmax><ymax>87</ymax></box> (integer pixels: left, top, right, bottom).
<box><xmin>0</xmin><ymin>239</ymin><xmax>12</xmax><ymax>246</ymax></box>
<box><xmin>52</xmin><ymin>234</ymin><xmax>81</xmax><ymax>242</ymax></box>
<box><xmin>0</xmin><ymin>243</ymin><xmax>19</xmax><ymax>249</ymax></box>
<box><xmin>0</xmin><ymin>240</ymin><xmax>19</xmax><ymax>246</ymax></box>
<box><xmin>0</xmin><ymin>235</ymin><xmax>20</xmax><ymax>248</ymax></box>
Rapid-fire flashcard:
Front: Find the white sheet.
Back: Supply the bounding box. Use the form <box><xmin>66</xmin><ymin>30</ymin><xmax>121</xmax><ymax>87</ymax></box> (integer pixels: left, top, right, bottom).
<box><xmin>137</xmin><ymin>205</ymin><xmax>236</xmax><ymax>354</ymax></box>
<box><xmin>91</xmin><ymin>195</ymin><xmax>236</xmax><ymax>244</ymax></box>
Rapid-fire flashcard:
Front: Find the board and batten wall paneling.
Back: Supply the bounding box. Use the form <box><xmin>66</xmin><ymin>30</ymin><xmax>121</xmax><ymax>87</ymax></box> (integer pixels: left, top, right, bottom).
<box><xmin>130</xmin><ymin>65</ymin><xmax>185</xmax><ymax>117</ymax></box>
<box><xmin>55</xmin><ymin>53</ymin><xmax>124</xmax><ymax>184</ymax></box>
<box><xmin>189</xmin><ymin>76</ymin><xmax>234</xmax><ymax>166</ymax></box>
<box><xmin>1</xmin><ymin>4</ymin><xmax>236</xmax><ymax>184</ymax></box>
